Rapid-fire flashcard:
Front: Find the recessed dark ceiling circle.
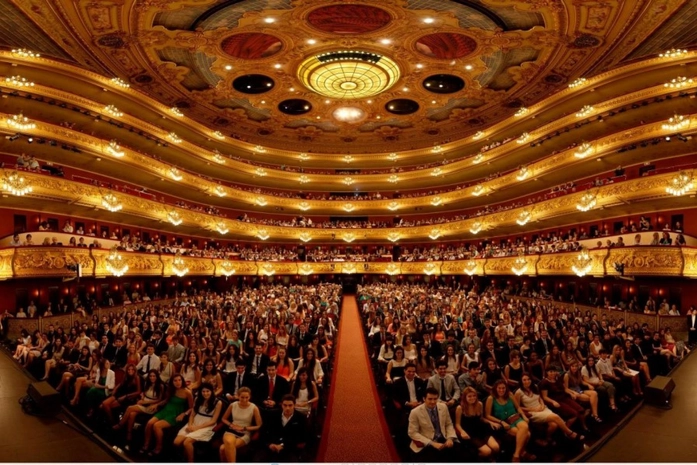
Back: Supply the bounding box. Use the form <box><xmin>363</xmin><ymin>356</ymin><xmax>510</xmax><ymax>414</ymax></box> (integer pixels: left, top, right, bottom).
<box><xmin>278</xmin><ymin>99</ymin><xmax>313</xmax><ymax>115</ymax></box>
<box><xmin>307</xmin><ymin>5</ymin><xmax>392</xmax><ymax>34</ymax></box>
<box><xmin>423</xmin><ymin>74</ymin><xmax>465</xmax><ymax>94</ymax></box>
<box><xmin>232</xmin><ymin>74</ymin><xmax>275</xmax><ymax>94</ymax></box>
<box><xmin>385</xmin><ymin>99</ymin><xmax>420</xmax><ymax>115</ymax></box>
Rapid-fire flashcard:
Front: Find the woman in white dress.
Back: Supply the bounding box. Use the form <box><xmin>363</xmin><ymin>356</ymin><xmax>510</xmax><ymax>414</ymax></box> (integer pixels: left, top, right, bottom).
<box><xmin>515</xmin><ymin>373</ymin><xmax>584</xmax><ymax>445</ymax></box>
<box><xmin>219</xmin><ymin>387</ymin><xmax>262</xmax><ymax>462</ymax></box>
<box><xmin>290</xmin><ymin>367</ymin><xmax>319</xmax><ymax>416</ymax></box>
<box><xmin>174</xmin><ymin>382</ymin><xmax>223</xmax><ymax>462</ymax></box>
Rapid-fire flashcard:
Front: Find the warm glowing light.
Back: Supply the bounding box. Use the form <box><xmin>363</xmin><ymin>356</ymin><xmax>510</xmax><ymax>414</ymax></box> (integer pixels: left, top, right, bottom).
<box><xmin>431</xmin><ymin>196</ymin><xmax>443</xmax><ymax>206</ymax></box>
<box><xmin>167</xmin><ymin>211</ymin><xmax>183</xmax><ymax>226</ymax></box>
<box><xmin>423</xmin><ymin>17</ymin><xmax>435</xmax><ymax>24</ymax></box>
<box><xmin>512</xmin><ymin>253</ymin><xmax>528</xmax><ymax>276</ymax></box>
<box><xmin>256</xmin><ymin>197</ymin><xmax>268</xmax><ymax>206</ymax></box>
<box><xmin>659</xmin><ymin>48</ymin><xmax>688</xmax><ymax>59</ymax></box>
<box><xmin>517</xmin><ymin>132</ymin><xmax>530</xmax><ymax>144</ymax></box>
<box><xmin>385</xmin><ymin>263</ymin><xmax>400</xmax><ymax>275</ymax></box>
<box><xmin>472</xmin><ymin>185</ymin><xmax>484</xmax><ymax>197</ymax></box>
<box><xmin>470</xmin><ymin>221</ymin><xmax>482</xmax><ymax>235</ymax></box>
<box><xmin>298</xmin><ymin>202</ymin><xmax>311</xmax><ymax>211</ymax></box>
<box><xmin>423</xmin><ymin>263</ymin><xmax>438</xmax><ymax>275</ymax></box>
<box><xmin>167</xmin><ymin>132</ymin><xmax>182</xmax><ymax>143</ymax></box>
<box><xmin>257</xmin><ymin>230</ymin><xmax>270</xmax><ymax>240</ymax></box>
<box><xmin>388</xmin><ymin>175</ymin><xmax>399</xmax><ymax>183</ymax></box>
<box><xmin>343</xmin><ymin>155</ymin><xmax>354</xmax><ymax>163</ymax></box>
<box><xmin>429</xmin><ymin>229</ymin><xmax>442</xmax><ymax>240</ymax></box>
<box><xmin>254</xmin><ymin>168</ymin><xmax>268</xmax><ymax>177</ymax></box>
<box><xmin>664</xmin><ymin>76</ymin><xmax>694</xmax><ymax>89</ymax></box>
<box><xmin>662</xmin><ymin>114</ymin><xmax>691</xmax><ymax>132</ymax></box>
<box><xmin>342</xmin><ymin>264</ymin><xmax>357</xmax><ymax>274</ymax></box>
<box><xmin>299</xmin><ymin>175</ymin><xmax>310</xmax><ymax>184</ymax></box>
<box><xmin>213</xmin><ymin>153</ymin><xmax>226</xmax><ymax>164</ymax></box>
<box><xmin>576</xmin><ymin>192</ymin><xmax>597</xmax><ymax>211</ymax></box>
<box><xmin>514</xmin><ymin>107</ymin><xmax>529</xmax><ymax>117</ymax></box>
<box><xmin>103</xmin><ymin>105</ymin><xmax>123</xmax><ymax>117</ymax></box>
<box><xmin>105</xmin><ymin>140</ymin><xmax>125</xmax><ymax>157</ymax></box>
<box><xmin>170</xmin><ymin>107</ymin><xmax>184</xmax><ymax>117</ymax></box>
<box><xmin>6</xmin><ymin>113</ymin><xmax>36</xmax><ymax>131</ymax></box>
<box><xmin>101</xmin><ymin>193</ymin><xmax>122</xmax><ymax>212</ymax></box>
<box><xmin>575</xmin><ymin>105</ymin><xmax>594</xmax><ymax>118</ymax></box>
<box><xmin>572</xmin><ymin>248</ymin><xmax>593</xmax><ymax>277</ymax></box>
<box><xmin>298</xmin><ymin>153</ymin><xmax>310</xmax><ymax>161</ymax></box>
<box><xmin>517</xmin><ymin>166</ymin><xmax>529</xmax><ymax>181</ymax></box>
<box><xmin>473</xmin><ymin>153</ymin><xmax>484</xmax><ymax>164</ymax></box>
<box><xmin>342</xmin><ymin>233</ymin><xmax>356</xmax><ymax>243</ymax></box>
<box><xmin>464</xmin><ymin>259</ymin><xmax>477</xmax><ymax>276</ymax></box>
<box><xmin>431</xmin><ymin>145</ymin><xmax>443</xmax><ymax>153</ymax></box>
<box><xmin>2</xmin><ymin>171</ymin><xmax>32</xmax><ymax>196</ymax></box>
<box><xmin>261</xmin><ymin>264</ymin><xmax>275</xmax><ymax>276</ymax></box>
<box><xmin>666</xmin><ymin>171</ymin><xmax>694</xmax><ymax>196</ymax></box>
<box><xmin>105</xmin><ymin>247</ymin><xmax>129</xmax><ymax>277</ymax></box>
<box><xmin>473</xmin><ymin>131</ymin><xmax>485</xmax><ymax>140</ymax></box>
<box><xmin>342</xmin><ymin>177</ymin><xmax>355</xmax><ymax>186</ymax></box>
<box><xmin>169</xmin><ymin>167</ymin><xmax>183</xmax><ymax>181</ymax></box>
<box><xmin>343</xmin><ymin>203</ymin><xmax>356</xmax><ymax>212</ymax></box>
<box><xmin>568</xmin><ymin>77</ymin><xmax>587</xmax><ymax>89</ymax></box>
<box><xmin>254</xmin><ymin>145</ymin><xmax>266</xmax><ymax>153</ymax></box>
<box><xmin>299</xmin><ymin>264</ymin><xmax>314</xmax><ymax>275</ymax></box>
<box><xmin>387</xmin><ymin>153</ymin><xmax>399</xmax><ymax>161</ymax></box>
<box><xmin>172</xmin><ymin>253</ymin><xmax>189</xmax><ymax>277</ymax></box>
<box><xmin>264</xmin><ymin>17</ymin><xmax>276</xmax><ymax>23</ymax></box>
<box><xmin>216</xmin><ymin>222</ymin><xmax>229</xmax><ymax>235</ymax></box>
<box><xmin>214</xmin><ymin>185</ymin><xmax>226</xmax><ymax>197</ymax></box>
<box><xmin>110</xmin><ymin>77</ymin><xmax>129</xmax><ymax>88</ymax></box>
<box><xmin>212</xmin><ymin>130</ymin><xmax>225</xmax><ymax>140</ymax></box>
<box><xmin>220</xmin><ymin>260</ymin><xmax>236</xmax><ymax>277</ymax></box>
<box><xmin>387</xmin><ymin>233</ymin><xmax>400</xmax><ymax>242</ymax></box>
<box><xmin>574</xmin><ymin>142</ymin><xmax>594</xmax><ymax>158</ymax></box>
<box><xmin>11</xmin><ymin>48</ymin><xmax>40</xmax><ymax>59</ymax></box>
<box><xmin>516</xmin><ymin>210</ymin><xmax>532</xmax><ymax>226</ymax></box>
<box><xmin>431</xmin><ymin>168</ymin><xmax>443</xmax><ymax>177</ymax></box>
<box><xmin>333</xmin><ymin>107</ymin><xmax>365</xmax><ymax>123</ymax></box>
<box><xmin>387</xmin><ymin>202</ymin><xmax>400</xmax><ymax>211</ymax></box>
<box><xmin>299</xmin><ymin>233</ymin><xmax>312</xmax><ymax>243</ymax></box>
<box><xmin>4</xmin><ymin>75</ymin><xmax>34</xmax><ymax>87</ymax></box>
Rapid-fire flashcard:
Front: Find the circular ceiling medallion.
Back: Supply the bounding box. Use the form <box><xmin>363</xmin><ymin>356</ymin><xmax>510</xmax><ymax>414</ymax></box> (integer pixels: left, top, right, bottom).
<box><xmin>278</xmin><ymin>99</ymin><xmax>313</xmax><ymax>115</ymax></box>
<box><xmin>423</xmin><ymin>74</ymin><xmax>465</xmax><ymax>94</ymax></box>
<box><xmin>232</xmin><ymin>74</ymin><xmax>275</xmax><ymax>94</ymax></box>
<box><xmin>220</xmin><ymin>33</ymin><xmax>283</xmax><ymax>59</ymax></box>
<box><xmin>307</xmin><ymin>5</ymin><xmax>392</xmax><ymax>34</ymax></box>
<box><xmin>385</xmin><ymin>99</ymin><xmax>420</xmax><ymax>115</ymax></box>
<box><xmin>332</xmin><ymin>107</ymin><xmax>366</xmax><ymax>123</ymax></box>
<box><xmin>415</xmin><ymin>33</ymin><xmax>477</xmax><ymax>59</ymax></box>
<box><xmin>298</xmin><ymin>51</ymin><xmax>400</xmax><ymax>99</ymax></box>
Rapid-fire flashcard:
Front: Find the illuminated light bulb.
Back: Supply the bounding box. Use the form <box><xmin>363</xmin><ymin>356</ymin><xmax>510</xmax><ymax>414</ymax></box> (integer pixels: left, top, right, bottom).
<box><xmin>257</xmin><ymin>230</ymin><xmax>270</xmax><ymax>240</ymax></box>
<box><xmin>214</xmin><ymin>185</ymin><xmax>227</xmax><ymax>197</ymax></box>
<box><xmin>431</xmin><ymin>168</ymin><xmax>443</xmax><ymax>177</ymax></box>
<box><xmin>666</xmin><ymin>171</ymin><xmax>694</xmax><ymax>196</ymax></box>
<box><xmin>254</xmin><ymin>145</ymin><xmax>266</xmax><ymax>153</ymax></box>
<box><xmin>387</xmin><ymin>233</ymin><xmax>400</xmax><ymax>242</ymax></box>
<box><xmin>575</xmin><ymin>105</ymin><xmax>594</xmax><ymax>118</ymax></box>
<box><xmin>574</xmin><ymin>142</ymin><xmax>594</xmax><ymax>158</ymax></box>
<box><xmin>110</xmin><ymin>77</ymin><xmax>129</xmax><ymax>88</ymax></box>
<box><xmin>105</xmin><ymin>247</ymin><xmax>129</xmax><ymax>277</ymax></box>
<box><xmin>473</xmin><ymin>153</ymin><xmax>484</xmax><ymax>164</ymax></box>
<box><xmin>517</xmin><ymin>132</ymin><xmax>530</xmax><ymax>144</ymax></box>
<box><xmin>342</xmin><ymin>233</ymin><xmax>356</xmax><ymax>243</ymax></box>
<box><xmin>342</xmin><ymin>177</ymin><xmax>355</xmax><ymax>186</ymax></box>
<box><xmin>431</xmin><ymin>196</ymin><xmax>443</xmax><ymax>206</ymax></box>
<box><xmin>662</xmin><ymin>114</ymin><xmax>691</xmax><ymax>132</ymax></box>
<box><xmin>167</xmin><ymin>132</ymin><xmax>182</xmax><ymax>143</ymax></box>
<box><xmin>516</xmin><ymin>210</ymin><xmax>532</xmax><ymax>226</ymax></box>
<box><xmin>572</xmin><ymin>248</ymin><xmax>593</xmax><ymax>277</ymax></box>
<box><xmin>105</xmin><ymin>140</ymin><xmax>125</xmax><ymax>157</ymax></box>
<box><xmin>167</xmin><ymin>211</ymin><xmax>183</xmax><ymax>226</ymax></box>
<box><xmin>428</xmin><ymin>229</ymin><xmax>442</xmax><ymax>240</ymax></box>
<box><xmin>568</xmin><ymin>77</ymin><xmax>587</xmax><ymax>89</ymax></box>
<box><xmin>470</xmin><ymin>222</ymin><xmax>482</xmax><ymax>235</ymax></box>
<box><xmin>431</xmin><ymin>145</ymin><xmax>443</xmax><ymax>153</ymax></box>
<box><xmin>255</xmin><ymin>197</ymin><xmax>268</xmax><ymax>206</ymax></box>
<box><xmin>298</xmin><ymin>202</ymin><xmax>311</xmax><ymax>211</ymax></box>
<box><xmin>516</xmin><ymin>166</ymin><xmax>529</xmax><ymax>181</ymax></box>
<box><xmin>464</xmin><ymin>259</ymin><xmax>477</xmax><ymax>276</ymax></box>
<box><xmin>664</xmin><ymin>76</ymin><xmax>694</xmax><ymax>89</ymax></box>
<box><xmin>170</xmin><ymin>107</ymin><xmax>183</xmax><ymax>117</ymax></box>
<box><xmin>659</xmin><ymin>48</ymin><xmax>688</xmax><ymax>59</ymax></box>
<box><xmin>299</xmin><ymin>233</ymin><xmax>312</xmax><ymax>243</ymax></box>
<box><xmin>6</xmin><ymin>113</ymin><xmax>36</xmax><ymax>131</ymax></box>
<box><xmin>169</xmin><ymin>167</ymin><xmax>183</xmax><ymax>181</ymax></box>
<box><xmin>576</xmin><ymin>192</ymin><xmax>597</xmax><ymax>211</ymax></box>
<box><xmin>4</xmin><ymin>75</ymin><xmax>34</xmax><ymax>87</ymax></box>
<box><xmin>11</xmin><ymin>48</ymin><xmax>40</xmax><ymax>59</ymax></box>
<box><xmin>2</xmin><ymin>171</ymin><xmax>32</xmax><ymax>196</ymax></box>
<box><xmin>387</xmin><ymin>153</ymin><xmax>398</xmax><ymax>161</ymax></box>
<box><xmin>212</xmin><ymin>130</ymin><xmax>225</xmax><ymax>140</ymax></box>
<box><xmin>298</xmin><ymin>175</ymin><xmax>310</xmax><ymax>184</ymax></box>
<box><xmin>387</xmin><ymin>175</ymin><xmax>399</xmax><ymax>183</ymax></box>
<box><xmin>254</xmin><ymin>168</ymin><xmax>268</xmax><ymax>177</ymax></box>
<box><xmin>515</xmin><ymin>107</ymin><xmax>529</xmax><ymax>117</ymax></box>
<box><xmin>387</xmin><ymin>202</ymin><xmax>400</xmax><ymax>211</ymax></box>
<box><xmin>473</xmin><ymin>131</ymin><xmax>485</xmax><ymax>140</ymax></box>
<box><xmin>216</xmin><ymin>222</ymin><xmax>229</xmax><ymax>235</ymax></box>
<box><xmin>101</xmin><ymin>193</ymin><xmax>122</xmax><ymax>212</ymax></box>
<box><xmin>343</xmin><ymin>203</ymin><xmax>355</xmax><ymax>212</ymax></box>
<box><xmin>103</xmin><ymin>105</ymin><xmax>123</xmax><ymax>117</ymax></box>
<box><xmin>512</xmin><ymin>253</ymin><xmax>528</xmax><ymax>276</ymax></box>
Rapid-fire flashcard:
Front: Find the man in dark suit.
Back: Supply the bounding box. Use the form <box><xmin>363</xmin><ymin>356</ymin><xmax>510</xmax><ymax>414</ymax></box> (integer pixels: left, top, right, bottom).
<box><xmin>110</xmin><ymin>337</ymin><xmax>128</xmax><ymax>369</ymax></box>
<box><xmin>394</xmin><ymin>363</ymin><xmax>426</xmax><ymax>412</ymax></box>
<box><xmin>98</xmin><ymin>334</ymin><xmax>115</xmax><ymax>361</ymax></box>
<box><xmin>296</xmin><ymin>324</ymin><xmax>311</xmax><ymax>347</ymax></box>
<box><xmin>256</xmin><ymin>394</ymin><xmax>307</xmax><ymax>463</ymax></box>
<box><xmin>247</xmin><ymin>343</ymin><xmax>270</xmax><ymax>378</ymax></box>
<box><xmin>688</xmin><ymin>307</ymin><xmax>697</xmax><ymax>345</ymax></box>
<box><xmin>370</xmin><ymin>326</ymin><xmax>387</xmax><ymax>358</ymax></box>
<box><xmin>422</xmin><ymin>332</ymin><xmax>443</xmax><ymax>360</ymax></box>
<box><xmin>224</xmin><ymin>359</ymin><xmax>255</xmax><ymax>403</ymax></box>
<box><xmin>479</xmin><ymin>341</ymin><xmax>498</xmax><ymax>368</ymax></box>
<box><xmin>255</xmin><ymin>361</ymin><xmax>291</xmax><ymax>417</ymax></box>
<box><xmin>151</xmin><ymin>330</ymin><xmax>169</xmax><ymax>356</ymax></box>
<box><xmin>534</xmin><ymin>330</ymin><xmax>553</xmax><ymax>358</ymax></box>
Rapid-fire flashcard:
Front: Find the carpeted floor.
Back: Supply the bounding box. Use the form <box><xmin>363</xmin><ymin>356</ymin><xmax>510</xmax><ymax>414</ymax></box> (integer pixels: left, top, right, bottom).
<box><xmin>318</xmin><ymin>295</ymin><xmax>398</xmax><ymax>462</ymax></box>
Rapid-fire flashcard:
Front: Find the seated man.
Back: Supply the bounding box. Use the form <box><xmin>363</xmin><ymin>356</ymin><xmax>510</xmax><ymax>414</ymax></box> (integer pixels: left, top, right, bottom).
<box><xmin>256</xmin><ymin>394</ymin><xmax>307</xmax><ymax>463</ymax></box>
<box><xmin>394</xmin><ymin>362</ymin><xmax>425</xmax><ymax>412</ymax></box>
<box><xmin>255</xmin><ymin>361</ymin><xmax>291</xmax><ymax>419</ymax></box>
<box><xmin>458</xmin><ymin>362</ymin><xmax>488</xmax><ymax>400</ymax></box>
<box><xmin>408</xmin><ymin>387</ymin><xmax>458</xmax><ymax>462</ymax></box>
<box><xmin>427</xmin><ymin>360</ymin><xmax>460</xmax><ymax>409</ymax></box>
<box><xmin>224</xmin><ymin>360</ymin><xmax>255</xmax><ymax>403</ymax></box>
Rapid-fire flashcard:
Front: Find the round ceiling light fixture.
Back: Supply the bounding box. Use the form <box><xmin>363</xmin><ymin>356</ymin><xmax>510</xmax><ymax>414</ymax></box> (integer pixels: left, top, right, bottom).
<box><xmin>385</xmin><ymin>99</ymin><xmax>420</xmax><ymax>115</ymax></box>
<box><xmin>332</xmin><ymin>107</ymin><xmax>366</xmax><ymax>123</ymax></box>
<box><xmin>232</xmin><ymin>74</ymin><xmax>275</xmax><ymax>94</ymax></box>
<box><xmin>423</xmin><ymin>74</ymin><xmax>465</xmax><ymax>94</ymax></box>
<box><xmin>279</xmin><ymin>99</ymin><xmax>313</xmax><ymax>115</ymax></box>
<box><xmin>298</xmin><ymin>50</ymin><xmax>400</xmax><ymax>99</ymax></box>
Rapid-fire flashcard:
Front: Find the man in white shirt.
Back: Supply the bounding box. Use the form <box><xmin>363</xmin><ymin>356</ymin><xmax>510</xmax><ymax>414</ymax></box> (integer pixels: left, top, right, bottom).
<box><xmin>596</xmin><ymin>349</ymin><xmax>621</xmax><ymax>385</ymax></box>
<box><xmin>408</xmin><ymin>387</ymin><xmax>458</xmax><ymax>461</ymax></box>
<box><xmin>136</xmin><ymin>343</ymin><xmax>161</xmax><ymax>377</ymax></box>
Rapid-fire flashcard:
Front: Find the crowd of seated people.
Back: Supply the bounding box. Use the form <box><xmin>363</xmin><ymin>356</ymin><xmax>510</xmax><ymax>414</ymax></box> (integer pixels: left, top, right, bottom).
<box><xmin>358</xmin><ymin>282</ymin><xmax>689</xmax><ymax>462</ymax></box>
<box><xmin>9</xmin><ymin>284</ymin><xmax>341</xmax><ymax>462</ymax></box>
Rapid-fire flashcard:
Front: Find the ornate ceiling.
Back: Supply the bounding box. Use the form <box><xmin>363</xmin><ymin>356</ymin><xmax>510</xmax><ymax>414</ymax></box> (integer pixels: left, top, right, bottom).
<box><xmin>4</xmin><ymin>0</ymin><xmax>696</xmax><ymax>155</ymax></box>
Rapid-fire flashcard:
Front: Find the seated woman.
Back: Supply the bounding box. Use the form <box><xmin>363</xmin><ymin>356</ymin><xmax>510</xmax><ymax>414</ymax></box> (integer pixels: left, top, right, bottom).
<box><xmin>525</xmin><ymin>351</ymin><xmax>544</xmax><ymax>384</ymax></box>
<box><xmin>69</xmin><ymin>351</ymin><xmax>102</xmax><ymax>406</ymax></box>
<box><xmin>219</xmin><ymin>387</ymin><xmax>263</xmax><ymax>463</ymax></box>
<box><xmin>40</xmin><ymin>337</ymin><xmax>66</xmax><ymax>381</ymax></box>
<box><xmin>563</xmin><ymin>362</ymin><xmax>602</xmax><ymax>423</ymax></box>
<box><xmin>581</xmin><ymin>357</ymin><xmax>619</xmax><ymax>412</ymax></box>
<box><xmin>622</xmin><ymin>339</ymin><xmax>651</xmax><ymax>383</ymax></box>
<box><xmin>504</xmin><ymin>350</ymin><xmax>524</xmax><ymax>391</ymax></box>
<box><xmin>159</xmin><ymin>352</ymin><xmax>176</xmax><ymax>384</ymax></box>
<box><xmin>272</xmin><ymin>347</ymin><xmax>295</xmax><ymax>381</ymax></box>
<box><xmin>83</xmin><ymin>359</ymin><xmax>116</xmax><ymax>417</ymax></box>
<box><xmin>181</xmin><ymin>352</ymin><xmax>202</xmax><ymax>390</ymax></box>
<box><xmin>455</xmin><ymin>387</ymin><xmax>500</xmax><ymax>460</ymax></box>
<box><xmin>100</xmin><ymin>363</ymin><xmax>142</xmax><ymax>424</ymax></box>
<box><xmin>441</xmin><ymin>345</ymin><xmax>460</xmax><ymax>376</ymax></box>
<box><xmin>12</xmin><ymin>329</ymin><xmax>32</xmax><ymax>363</ymax></box>
<box><xmin>545</xmin><ymin>345</ymin><xmax>565</xmax><ymax>373</ymax></box>
<box><xmin>516</xmin><ymin>374</ymin><xmax>584</xmax><ymax>445</ymax></box>
<box><xmin>174</xmin><ymin>382</ymin><xmax>223</xmax><ymax>463</ymax></box>
<box><xmin>113</xmin><ymin>369</ymin><xmax>167</xmax><ymax>448</ymax></box>
<box><xmin>57</xmin><ymin>346</ymin><xmax>92</xmax><ymax>396</ymax></box>
<box><xmin>610</xmin><ymin>345</ymin><xmax>643</xmax><ymax>396</ymax></box>
<box><xmin>485</xmin><ymin>380</ymin><xmax>535</xmax><ymax>462</ymax></box>
<box><xmin>218</xmin><ymin>344</ymin><xmax>241</xmax><ymax>375</ymax></box>
<box><xmin>290</xmin><ymin>367</ymin><xmax>319</xmax><ymax>416</ymax></box>
<box><xmin>200</xmin><ymin>358</ymin><xmax>224</xmax><ymax>398</ymax></box>
<box><xmin>140</xmin><ymin>374</ymin><xmax>194</xmax><ymax>456</ymax></box>
<box><xmin>293</xmin><ymin>347</ymin><xmax>324</xmax><ymax>387</ymax></box>
<box><xmin>385</xmin><ymin>346</ymin><xmax>407</xmax><ymax>384</ymax></box>
<box><xmin>460</xmin><ymin>344</ymin><xmax>480</xmax><ymax>372</ymax></box>
<box><xmin>540</xmin><ymin>367</ymin><xmax>589</xmax><ymax>432</ymax></box>
<box><xmin>481</xmin><ymin>358</ymin><xmax>504</xmax><ymax>393</ymax></box>
<box><xmin>415</xmin><ymin>346</ymin><xmax>435</xmax><ymax>381</ymax></box>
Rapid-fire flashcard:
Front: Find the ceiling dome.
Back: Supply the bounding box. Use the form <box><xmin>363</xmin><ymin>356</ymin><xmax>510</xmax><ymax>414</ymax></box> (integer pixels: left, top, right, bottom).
<box><xmin>298</xmin><ymin>51</ymin><xmax>400</xmax><ymax>99</ymax></box>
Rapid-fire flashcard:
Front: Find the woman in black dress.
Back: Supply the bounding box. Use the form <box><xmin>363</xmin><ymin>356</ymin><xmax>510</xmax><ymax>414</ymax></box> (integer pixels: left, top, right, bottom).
<box><xmin>455</xmin><ymin>387</ymin><xmax>500</xmax><ymax>459</ymax></box>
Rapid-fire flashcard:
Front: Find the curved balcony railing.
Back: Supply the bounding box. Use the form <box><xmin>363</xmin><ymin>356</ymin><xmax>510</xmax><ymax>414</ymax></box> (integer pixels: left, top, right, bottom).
<box><xmin>1</xmin><ymin>245</ymin><xmax>695</xmax><ymax>280</ymax></box>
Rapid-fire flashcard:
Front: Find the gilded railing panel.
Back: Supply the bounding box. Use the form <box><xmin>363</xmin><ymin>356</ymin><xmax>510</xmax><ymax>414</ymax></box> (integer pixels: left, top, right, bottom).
<box><xmin>607</xmin><ymin>247</ymin><xmax>684</xmax><ymax>277</ymax></box>
<box><xmin>12</xmin><ymin>247</ymin><xmax>94</xmax><ymax>278</ymax></box>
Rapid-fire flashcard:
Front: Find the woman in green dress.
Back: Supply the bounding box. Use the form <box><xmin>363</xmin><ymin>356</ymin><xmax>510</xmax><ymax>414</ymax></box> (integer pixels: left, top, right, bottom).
<box><xmin>485</xmin><ymin>379</ymin><xmax>534</xmax><ymax>462</ymax></box>
<box><xmin>85</xmin><ymin>358</ymin><xmax>115</xmax><ymax>417</ymax></box>
<box><xmin>140</xmin><ymin>374</ymin><xmax>193</xmax><ymax>456</ymax></box>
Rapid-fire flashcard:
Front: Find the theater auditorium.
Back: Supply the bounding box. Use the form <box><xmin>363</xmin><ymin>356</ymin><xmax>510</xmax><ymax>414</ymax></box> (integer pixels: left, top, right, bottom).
<box><xmin>0</xmin><ymin>0</ymin><xmax>697</xmax><ymax>463</ymax></box>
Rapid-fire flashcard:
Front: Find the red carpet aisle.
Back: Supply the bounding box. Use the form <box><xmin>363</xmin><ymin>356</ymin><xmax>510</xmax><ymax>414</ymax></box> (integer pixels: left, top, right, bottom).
<box><xmin>318</xmin><ymin>295</ymin><xmax>398</xmax><ymax>462</ymax></box>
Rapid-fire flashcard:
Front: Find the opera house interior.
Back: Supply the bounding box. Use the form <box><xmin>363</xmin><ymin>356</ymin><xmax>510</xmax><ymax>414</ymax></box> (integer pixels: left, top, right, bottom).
<box><xmin>1</xmin><ymin>0</ymin><xmax>697</xmax><ymax>463</ymax></box>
